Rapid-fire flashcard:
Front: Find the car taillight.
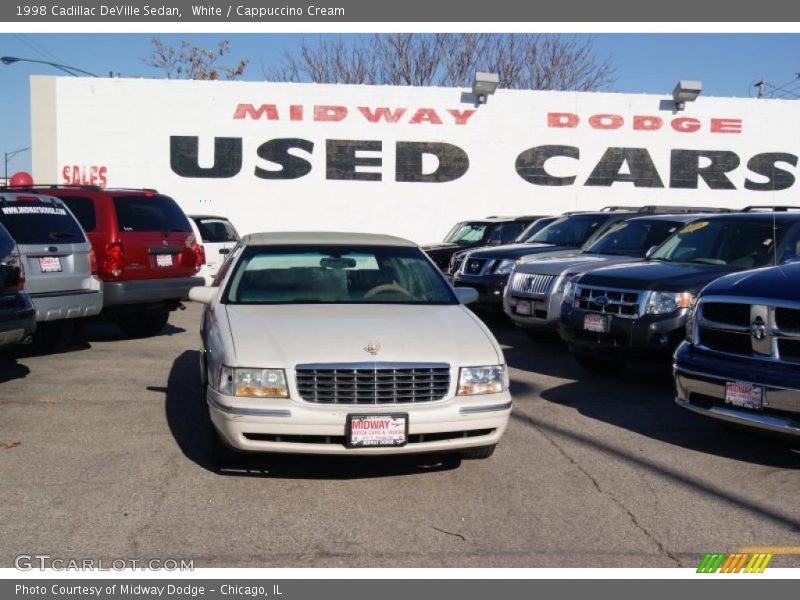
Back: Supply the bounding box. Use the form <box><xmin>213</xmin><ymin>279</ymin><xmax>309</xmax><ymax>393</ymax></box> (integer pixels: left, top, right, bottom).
<box><xmin>194</xmin><ymin>243</ymin><xmax>206</xmax><ymax>272</ymax></box>
<box><xmin>103</xmin><ymin>242</ymin><xmax>124</xmax><ymax>278</ymax></box>
<box><xmin>88</xmin><ymin>247</ymin><xmax>98</xmax><ymax>275</ymax></box>
<box><xmin>3</xmin><ymin>248</ymin><xmax>24</xmax><ymax>290</ymax></box>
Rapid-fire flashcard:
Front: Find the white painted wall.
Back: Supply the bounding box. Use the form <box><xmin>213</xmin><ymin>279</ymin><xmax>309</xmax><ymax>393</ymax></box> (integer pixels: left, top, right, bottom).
<box><xmin>30</xmin><ymin>76</ymin><xmax>800</xmax><ymax>244</ymax></box>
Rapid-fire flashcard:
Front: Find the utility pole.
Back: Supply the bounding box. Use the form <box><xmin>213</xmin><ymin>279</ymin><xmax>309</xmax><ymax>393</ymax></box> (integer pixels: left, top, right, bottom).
<box><xmin>754</xmin><ymin>80</ymin><xmax>766</xmax><ymax>98</ymax></box>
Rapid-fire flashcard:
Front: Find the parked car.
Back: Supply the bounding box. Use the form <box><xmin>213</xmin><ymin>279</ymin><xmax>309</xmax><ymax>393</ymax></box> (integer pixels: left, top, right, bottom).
<box><xmin>422</xmin><ymin>215</ymin><xmax>547</xmax><ymax>272</ymax></box>
<box><xmin>674</xmin><ymin>262</ymin><xmax>800</xmax><ymax>437</ymax></box>
<box><xmin>188</xmin><ymin>215</ymin><xmax>240</xmax><ymax>286</ymax></box>
<box><xmin>190</xmin><ymin>232</ymin><xmax>511</xmax><ymax>459</ymax></box>
<box><xmin>0</xmin><ymin>191</ymin><xmax>102</xmax><ymax>343</ymax></box>
<box><xmin>452</xmin><ymin>207</ymin><xmax>649</xmax><ymax>310</ymax></box>
<box><xmin>0</xmin><ymin>221</ymin><xmax>35</xmax><ymax>348</ymax></box>
<box><xmin>504</xmin><ymin>212</ymin><xmax>726</xmax><ymax>336</ymax></box>
<box><xmin>560</xmin><ymin>211</ymin><xmax>800</xmax><ymax>372</ymax></box>
<box><xmin>12</xmin><ymin>186</ymin><xmax>205</xmax><ymax>337</ymax></box>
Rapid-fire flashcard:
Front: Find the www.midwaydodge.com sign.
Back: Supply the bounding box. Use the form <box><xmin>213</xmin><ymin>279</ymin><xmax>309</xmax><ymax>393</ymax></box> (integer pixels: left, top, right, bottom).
<box><xmin>30</xmin><ymin>77</ymin><xmax>799</xmax><ymax>241</ymax></box>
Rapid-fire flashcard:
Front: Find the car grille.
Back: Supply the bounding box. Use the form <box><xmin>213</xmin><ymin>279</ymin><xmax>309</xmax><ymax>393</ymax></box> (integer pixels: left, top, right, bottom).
<box><xmin>295</xmin><ymin>363</ymin><xmax>451</xmax><ymax>404</ymax></box>
<box><xmin>464</xmin><ymin>258</ymin><xmax>488</xmax><ymax>275</ymax></box>
<box><xmin>574</xmin><ymin>285</ymin><xmax>641</xmax><ymax>318</ymax></box>
<box><xmin>449</xmin><ymin>256</ymin><xmax>464</xmax><ymax>275</ymax></box>
<box><xmin>509</xmin><ymin>272</ymin><xmax>556</xmax><ymax>297</ymax></box>
<box><xmin>695</xmin><ymin>298</ymin><xmax>800</xmax><ymax>363</ymax></box>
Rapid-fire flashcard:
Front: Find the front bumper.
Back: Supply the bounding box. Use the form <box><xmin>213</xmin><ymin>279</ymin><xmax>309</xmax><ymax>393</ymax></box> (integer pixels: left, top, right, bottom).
<box><xmin>504</xmin><ymin>289</ymin><xmax>563</xmax><ymax>332</ymax></box>
<box><xmin>559</xmin><ymin>304</ymin><xmax>688</xmax><ymax>361</ymax></box>
<box><xmin>103</xmin><ymin>276</ymin><xmax>204</xmax><ymax>307</ymax></box>
<box><xmin>453</xmin><ymin>273</ymin><xmax>509</xmax><ymax>308</ymax></box>
<box><xmin>207</xmin><ymin>388</ymin><xmax>512</xmax><ymax>455</ymax></box>
<box><xmin>674</xmin><ymin>344</ymin><xmax>800</xmax><ymax>436</ymax></box>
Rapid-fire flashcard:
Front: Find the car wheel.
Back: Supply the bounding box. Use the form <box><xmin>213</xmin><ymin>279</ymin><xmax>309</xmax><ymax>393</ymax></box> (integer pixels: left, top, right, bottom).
<box><xmin>575</xmin><ymin>353</ymin><xmax>626</xmax><ymax>374</ymax></box>
<box><xmin>461</xmin><ymin>444</ymin><xmax>496</xmax><ymax>460</ymax></box>
<box><xmin>115</xmin><ymin>311</ymin><xmax>170</xmax><ymax>338</ymax></box>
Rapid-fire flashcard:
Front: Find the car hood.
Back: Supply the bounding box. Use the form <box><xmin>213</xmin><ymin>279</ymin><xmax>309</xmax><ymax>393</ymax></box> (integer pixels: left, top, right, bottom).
<box><xmin>468</xmin><ymin>243</ymin><xmax>575</xmax><ymax>260</ymax></box>
<box><xmin>702</xmin><ymin>262</ymin><xmax>800</xmax><ymax>302</ymax></box>
<box><xmin>421</xmin><ymin>242</ymin><xmax>462</xmax><ymax>253</ymax></box>
<box><xmin>515</xmin><ymin>253</ymin><xmax>636</xmax><ymax>277</ymax></box>
<box><xmin>578</xmin><ymin>261</ymin><xmax>740</xmax><ymax>293</ymax></box>
<box><xmin>222</xmin><ymin>303</ymin><xmax>502</xmax><ymax>368</ymax></box>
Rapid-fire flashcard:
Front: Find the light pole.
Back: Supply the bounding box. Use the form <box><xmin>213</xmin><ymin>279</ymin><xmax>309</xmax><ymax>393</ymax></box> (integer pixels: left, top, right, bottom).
<box><xmin>4</xmin><ymin>147</ymin><xmax>30</xmax><ymax>182</ymax></box>
<box><xmin>1</xmin><ymin>56</ymin><xmax>98</xmax><ymax>77</ymax></box>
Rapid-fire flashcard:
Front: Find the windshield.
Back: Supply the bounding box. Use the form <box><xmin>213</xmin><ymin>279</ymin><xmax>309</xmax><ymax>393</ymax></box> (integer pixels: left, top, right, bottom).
<box><xmin>224</xmin><ymin>245</ymin><xmax>458</xmax><ymax>305</ymax></box>
<box><xmin>527</xmin><ymin>214</ymin><xmax>610</xmax><ymax>246</ymax></box>
<box><xmin>586</xmin><ymin>219</ymin><xmax>682</xmax><ymax>257</ymax></box>
<box><xmin>0</xmin><ymin>201</ymin><xmax>86</xmax><ymax>244</ymax></box>
<box><xmin>650</xmin><ymin>219</ymin><xmax>788</xmax><ymax>267</ymax></box>
<box><xmin>444</xmin><ymin>222</ymin><xmax>488</xmax><ymax>244</ymax></box>
<box><xmin>515</xmin><ymin>217</ymin><xmax>555</xmax><ymax>242</ymax></box>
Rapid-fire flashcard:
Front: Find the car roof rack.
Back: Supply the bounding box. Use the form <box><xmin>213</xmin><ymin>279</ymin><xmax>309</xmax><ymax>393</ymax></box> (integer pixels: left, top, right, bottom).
<box><xmin>741</xmin><ymin>205</ymin><xmax>800</xmax><ymax>212</ymax></box>
<box><xmin>0</xmin><ymin>183</ymin><xmax>105</xmax><ymax>192</ymax></box>
<box><xmin>637</xmin><ymin>205</ymin><xmax>733</xmax><ymax>214</ymax></box>
<box><xmin>599</xmin><ymin>206</ymin><xmax>641</xmax><ymax>212</ymax></box>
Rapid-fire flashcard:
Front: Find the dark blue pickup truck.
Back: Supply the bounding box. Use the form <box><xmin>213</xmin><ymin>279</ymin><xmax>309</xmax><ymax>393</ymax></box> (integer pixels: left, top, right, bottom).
<box><xmin>674</xmin><ymin>262</ymin><xmax>800</xmax><ymax>437</ymax></box>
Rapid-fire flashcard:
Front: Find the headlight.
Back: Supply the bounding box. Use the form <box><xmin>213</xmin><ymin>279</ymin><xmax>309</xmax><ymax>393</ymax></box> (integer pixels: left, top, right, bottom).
<box><xmin>556</xmin><ymin>272</ymin><xmax>578</xmax><ymax>294</ymax></box>
<box><xmin>493</xmin><ymin>259</ymin><xmax>517</xmax><ymax>275</ymax></box>
<box><xmin>685</xmin><ymin>298</ymin><xmax>700</xmax><ymax>342</ymax></box>
<box><xmin>563</xmin><ymin>279</ymin><xmax>578</xmax><ymax>304</ymax></box>
<box><xmin>645</xmin><ymin>291</ymin><xmax>694</xmax><ymax>315</ymax></box>
<box><xmin>217</xmin><ymin>366</ymin><xmax>288</xmax><ymax>398</ymax></box>
<box><xmin>458</xmin><ymin>365</ymin><xmax>507</xmax><ymax>395</ymax></box>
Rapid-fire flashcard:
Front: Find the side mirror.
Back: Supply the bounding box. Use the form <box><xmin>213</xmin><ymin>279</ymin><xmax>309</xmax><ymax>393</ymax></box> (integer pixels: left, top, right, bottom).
<box><xmin>189</xmin><ymin>286</ymin><xmax>219</xmax><ymax>304</ymax></box>
<box><xmin>454</xmin><ymin>287</ymin><xmax>479</xmax><ymax>305</ymax></box>
<box><xmin>645</xmin><ymin>246</ymin><xmax>659</xmax><ymax>260</ymax></box>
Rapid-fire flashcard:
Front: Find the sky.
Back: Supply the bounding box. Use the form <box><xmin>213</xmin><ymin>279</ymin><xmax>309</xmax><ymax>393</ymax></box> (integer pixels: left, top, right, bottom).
<box><xmin>1</xmin><ymin>32</ymin><xmax>798</xmax><ymax>174</ymax></box>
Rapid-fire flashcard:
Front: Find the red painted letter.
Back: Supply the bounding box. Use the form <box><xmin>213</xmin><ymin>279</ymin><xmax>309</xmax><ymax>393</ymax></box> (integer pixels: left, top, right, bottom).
<box><xmin>671</xmin><ymin>117</ymin><xmax>701</xmax><ymax>133</ymax></box>
<box><xmin>633</xmin><ymin>116</ymin><xmax>663</xmax><ymax>131</ymax></box>
<box><xmin>233</xmin><ymin>104</ymin><xmax>279</xmax><ymax>120</ymax></box>
<box><xmin>357</xmin><ymin>107</ymin><xmax>407</xmax><ymax>123</ymax></box>
<box><xmin>446</xmin><ymin>109</ymin><xmax>476</xmax><ymax>125</ymax></box>
<box><xmin>314</xmin><ymin>105</ymin><xmax>348</xmax><ymax>121</ymax></box>
<box><xmin>588</xmin><ymin>114</ymin><xmax>624</xmax><ymax>130</ymax></box>
<box><xmin>548</xmin><ymin>112</ymin><xmax>579</xmax><ymax>128</ymax></box>
<box><xmin>409</xmin><ymin>108</ymin><xmax>443</xmax><ymax>125</ymax></box>
<box><xmin>710</xmin><ymin>118</ymin><xmax>742</xmax><ymax>134</ymax></box>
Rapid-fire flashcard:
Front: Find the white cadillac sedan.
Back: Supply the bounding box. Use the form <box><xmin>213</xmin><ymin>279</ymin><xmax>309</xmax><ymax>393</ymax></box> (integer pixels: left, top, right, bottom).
<box><xmin>189</xmin><ymin>232</ymin><xmax>512</xmax><ymax>459</ymax></box>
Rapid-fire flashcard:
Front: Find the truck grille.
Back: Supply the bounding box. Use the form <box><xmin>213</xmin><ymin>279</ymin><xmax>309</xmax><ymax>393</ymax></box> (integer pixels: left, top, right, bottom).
<box><xmin>698</xmin><ymin>328</ymin><xmax>752</xmax><ymax>355</ymax></box>
<box><xmin>464</xmin><ymin>258</ymin><xmax>488</xmax><ymax>275</ymax></box>
<box><xmin>449</xmin><ymin>256</ymin><xmax>464</xmax><ymax>275</ymax></box>
<box><xmin>776</xmin><ymin>307</ymin><xmax>800</xmax><ymax>330</ymax></box>
<box><xmin>509</xmin><ymin>272</ymin><xmax>556</xmax><ymax>297</ymax></box>
<box><xmin>295</xmin><ymin>363</ymin><xmax>451</xmax><ymax>404</ymax></box>
<box><xmin>574</xmin><ymin>285</ymin><xmax>641</xmax><ymax>318</ymax></box>
<box><xmin>702</xmin><ymin>302</ymin><xmax>750</xmax><ymax>327</ymax></box>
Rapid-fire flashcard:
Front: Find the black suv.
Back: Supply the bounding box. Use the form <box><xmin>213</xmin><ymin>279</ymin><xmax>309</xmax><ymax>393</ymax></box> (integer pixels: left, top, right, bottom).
<box><xmin>560</xmin><ymin>211</ymin><xmax>800</xmax><ymax>372</ymax></box>
<box><xmin>674</xmin><ymin>262</ymin><xmax>800</xmax><ymax>437</ymax></box>
<box><xmin>422</xmin><ymin>215</ymin><xmax>547</xmax><ymax>271</ymax></box>
<box><xmin>0</xmin><ymin>222</ymin><xmax>35</xmax><ymax>348</ymax></box>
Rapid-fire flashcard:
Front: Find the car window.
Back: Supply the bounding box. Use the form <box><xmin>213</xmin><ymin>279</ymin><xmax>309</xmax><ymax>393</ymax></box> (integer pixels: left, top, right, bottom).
<box><xmin>444</xmin><ymin>223</ymin><xmax>488</xmax><ymax>243</ymax></box>
<box><xmin>113</xmin><ymin>195</ymin><xmax>191</xmax><ymax>233</ymax></box>
<box><xmin>224</xmin><ymin>245</ymin><xmax>457</xmax><ymax>305</ymax></box>
<box><xmin>586</xmin><ymin>220</ymin><xmax>681</xmax><ymax>257</ymax></box>
<box><xmin>515</xmin><ymin>218</ymin><xmax>555</xmax><ymax>242</ymax></box>
<box><xmin>527</xmin><ymin>214</ymin><xmax>611</xmax><ymax>246</ymax></box>
<box><xmin>781</xmin><ymin>227</ymin><xmax>800</xmax><ymax>263</ymax></box>
<box><xmin>57</xmin><ymin>196</ymin><xmax>97</xmax><ymax>232</ymax></box>
<box><xmin>0</xmin><ymin>200</ymin><xmax>86</xmax><ymax>245</ymax></box>
<box><xmin>650</xmin><ymin>219</ymin><xmax>788</xmax><ymax>267</ymax></box>
<box><xmin>195</xmin><ymin>218</ymin><xmax>238</xmax><ymax>243</ymax></box>
<box><xmin>488</xmin><ymin>223</ymin><xmax>526</xmax><ymax>244</ymax></box>
<box><xmin>224</xmin><ymin>221</ymin><xmax>239</xmax><ymax>242</ymax></box>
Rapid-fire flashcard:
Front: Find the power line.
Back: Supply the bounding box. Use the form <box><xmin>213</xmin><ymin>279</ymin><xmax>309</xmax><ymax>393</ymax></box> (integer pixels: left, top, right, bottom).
<box><xmin>12</xmin><ymin>34</ymin><xmax>64</xmax><ymax>65</ymax></box>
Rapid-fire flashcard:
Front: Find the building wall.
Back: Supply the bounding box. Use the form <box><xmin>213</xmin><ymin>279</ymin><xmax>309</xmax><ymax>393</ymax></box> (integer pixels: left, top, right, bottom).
<box><xmin>30</xmin><ymin>76</ymin><xmax>800</xmax><ymax>244</ymax></box>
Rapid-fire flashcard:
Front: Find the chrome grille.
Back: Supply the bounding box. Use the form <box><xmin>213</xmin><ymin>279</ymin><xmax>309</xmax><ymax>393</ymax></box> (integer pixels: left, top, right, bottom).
<box><xmin>295</xmin><ymin>363</ymin><xmax>451</xmax><ymax>404</ymax></box>
<box><xmin>574</xmin><ymin>285</ymin><xmax>641</xmax><ymax>318</ymax></box>
<box><xmin>509</xmin><ymin>272</ymin><xmax>556</xmax><ymax>297</ymax></box>
<box><xmin>449</xmin><ymin>256</ymin><xmax>464</xmax><ymax>275</ymax></box>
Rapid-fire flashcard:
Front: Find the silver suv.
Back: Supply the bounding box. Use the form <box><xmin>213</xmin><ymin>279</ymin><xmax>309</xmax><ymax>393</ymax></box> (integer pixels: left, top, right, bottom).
<box><xmin>0</xmin><ymin>192</ymin><xmax>102</xmax><ymax>342</ymax></box>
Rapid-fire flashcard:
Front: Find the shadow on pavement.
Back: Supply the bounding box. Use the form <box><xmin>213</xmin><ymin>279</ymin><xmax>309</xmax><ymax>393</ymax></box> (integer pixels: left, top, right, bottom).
<box><xmin>0</xmin><ymin>356</ymin><xmax>30</xmax><ymax>383</ymax></box>
<box><xmin>163</xmin><ymin>350</ymin><xmax>462</xmax><ymax>479</ymax></box>
<box><xmin>83</xmin><ymin>320</ymin><xmax>185</xmax><ymax>342</ymax></box>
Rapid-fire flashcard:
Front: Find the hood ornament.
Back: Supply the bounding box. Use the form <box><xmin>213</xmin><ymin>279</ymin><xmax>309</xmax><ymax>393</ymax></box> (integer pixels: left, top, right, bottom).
<box><xmin>364</xmin><ymin>341</ymin><xmax>381</xmax><ymax>356</ymax></box>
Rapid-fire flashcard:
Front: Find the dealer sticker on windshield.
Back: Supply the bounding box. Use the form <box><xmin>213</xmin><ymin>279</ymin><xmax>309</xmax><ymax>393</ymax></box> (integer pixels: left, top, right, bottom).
<box><xmin>347</xmin><ymin>414</ymin><xmax>408</xmax><ymax>447</ymax></box>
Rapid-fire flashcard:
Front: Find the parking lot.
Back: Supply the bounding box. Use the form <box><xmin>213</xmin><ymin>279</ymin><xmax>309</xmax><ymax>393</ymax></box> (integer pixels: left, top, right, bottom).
<box><xmin>1</xmin><ymin>301</ymin><xmax>799</xmax><ymax>568</ymax></box>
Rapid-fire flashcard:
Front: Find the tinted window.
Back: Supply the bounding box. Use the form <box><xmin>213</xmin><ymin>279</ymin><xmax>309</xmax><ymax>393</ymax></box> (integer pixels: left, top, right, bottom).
<box><xmin>0</xmin><ymin>201</ymin><xmax>86</xmax><ymax>244</ymax></box>
<box><xmin>225</xmin><ymin>245</ymin><xmax>457</xmax><ymax>305</ymax></box>
<box><xmin>488</xmin><ymin>223</ymin><xmax>526</xmax><ymax>244</ymax></box>
<box><xmin>515</xmin><ymin>217</ymin><xmax>556</xmax><ymax>242</ymax></box>
<box><xmin>528</xmin><ymin>214</ymin><xmax>612</xmax><ymax>246</ymax></box>
<box><xmin>586</xmin><ymin>219</ymin><xmax>682</xmax><ymax>257</ymax></box>
<box><xmin>57</xmin><ymin>196</ymin><xmax>97</xmax><ymax>232</ymax></box>
<box><xmin>195</xmin><ymin>218</ymin><xmax>238</xmax><ymax>243</ymax></box>
<box><xmin>444</xmin><ymin>222</ymin><xmax>488</xmax><ymax>243</ymax></box>
<box><xmin>651</xmin><ymin>219</ymin><xmax>788</xmax><ymax>268</ymax></box>
<box><xmin>780</xmin><ymin>226</ymin><xmax>800</xmax><ymax>263</ymax></box>
<box><xmin>113</xmin><ymin>195</ymin><xmax>191</xmax><ymax>233</ymax></box>
<box><xmin>0</xmin><ymin>222</ymin><xmax>14</xmax><ymax>256</ymax></box>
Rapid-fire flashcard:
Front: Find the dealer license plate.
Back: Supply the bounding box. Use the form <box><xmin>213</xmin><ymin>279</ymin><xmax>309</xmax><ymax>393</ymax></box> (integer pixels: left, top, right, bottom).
<box><xmin>155</xmin><ymin>254</ymin><xmax>173</xmax><ymax>267</ymax></box>
<box><xmin>584</xmin><ymin>313</ymin><xmax>608</xmax><ymax>333</ymax></box>
<box><xmin>515</xmin><ymin>299</ymin><xmax>532</xmax><ymax>316</ymax></box>
<box><xmin>725</xmin><ymin>382</ymin><xmax>764</xmax><ymax>410</ymax></box>
<box><xmin>38</xmin><ymin>256</ymin><xmax>62</xmax><ymax>273</ymax></box>
<box><xmin>347</xmin><ymin>414</ymin><xmax>408</xmax><ymax>448</ymax></box>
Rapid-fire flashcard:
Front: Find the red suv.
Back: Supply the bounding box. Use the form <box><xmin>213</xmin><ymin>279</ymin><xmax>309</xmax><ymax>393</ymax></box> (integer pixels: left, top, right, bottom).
<box><xmin>16</xmin><ymin>185</ymin><xmax>204</xmax><ymax>337</ymax></box>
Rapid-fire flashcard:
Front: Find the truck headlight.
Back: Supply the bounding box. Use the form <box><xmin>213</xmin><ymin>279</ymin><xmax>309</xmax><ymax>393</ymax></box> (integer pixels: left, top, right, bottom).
<box><xmin>458</xmin><ymin>365</ymin><xmax>507</xmax><ymax>395</ymax></box>
<box><xmin>645</xmin><ymin>291</ymin><xmax>693</xmax><ymax>315</ymax></box>
<box><xmin>685</xmin><ymin>298</ymin><xmax>700</xmax><ymax>342</ymax></box>
<box><xmin>493</xmin><ymin>259</ymin><xmax>517</xmax><ymax>275</ymax></box>
<box><xmin>217</xmin><ymin>366</ymin><xmax>289</xmax><ymax>398</ymax></box>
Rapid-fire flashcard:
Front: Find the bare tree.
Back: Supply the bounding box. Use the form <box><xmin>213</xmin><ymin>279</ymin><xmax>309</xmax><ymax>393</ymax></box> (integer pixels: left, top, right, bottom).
<box><xmin>144</xmin><ymin>38</ymin><xmax>249</xmax><ymax>80</ymax></box>
<box><xmin>263</xmin><ymin>34</ymin><xmax>615</xmax><ymax>91</ymax></box>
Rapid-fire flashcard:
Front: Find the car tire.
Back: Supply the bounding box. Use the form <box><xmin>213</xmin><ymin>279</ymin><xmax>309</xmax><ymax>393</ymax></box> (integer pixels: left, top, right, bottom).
<box><xmin>461</xmin><ymin>444</ymin><xmax>496</xmax><ymax>460</ymax></box>
<box><xmin>575</xmin><ymin>353</ymin><xmax>626</xmax><ymax>374</ymax></box>
<box><xmin>115</xmin><ymin>311</ymin><xmax>170</xmax><ymax>338</ymax></box>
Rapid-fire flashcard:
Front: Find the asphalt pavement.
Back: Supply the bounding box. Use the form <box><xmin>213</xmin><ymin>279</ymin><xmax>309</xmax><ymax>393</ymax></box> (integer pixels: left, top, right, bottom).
<box><xmin>1</xmin><ymin>302</ymin><xmax>799</xmax><ymax>568</ymax></box>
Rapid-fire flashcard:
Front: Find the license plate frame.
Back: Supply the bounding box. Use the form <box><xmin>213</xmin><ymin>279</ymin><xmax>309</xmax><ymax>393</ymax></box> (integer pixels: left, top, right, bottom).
<box><xmin>583</xmin><ymin>313</ymin><xmax>608</xmax><ymax>333</ymax></box>
<box><xmin>155</xmin><ymin>254</ymin><xmax>174</xmax><ymax>268</ymax></box>
<box><xmin>346</xmin><ymin>414</ymin><xmax>409</xmax><ymax>448</ymax></box>
<box><xmin>38</xmin><ymin>256</ymin><xmax>62</xmax><ymax>273</ymax></box>
<box><xmin>725</xmin><ymin>381</ymin><xmax>764</xmax><ymax>411</ymax></box>
<box><xmin>515</xmin><ymin>299</ymin><xmax>532</xmax><ymax>316</ymax></box>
